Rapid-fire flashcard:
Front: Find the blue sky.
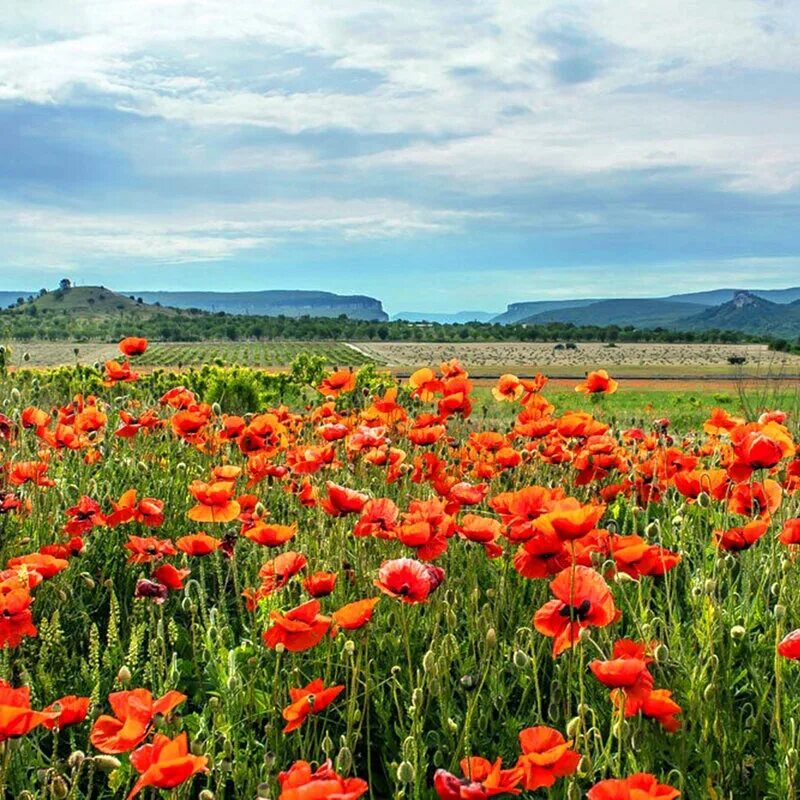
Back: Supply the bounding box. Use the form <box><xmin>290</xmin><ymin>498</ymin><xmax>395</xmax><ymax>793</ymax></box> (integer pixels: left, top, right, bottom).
<box><xmin>2</xmin><ymin>1</ymin><xmax>799</xmax><ymax>313</ymax></box>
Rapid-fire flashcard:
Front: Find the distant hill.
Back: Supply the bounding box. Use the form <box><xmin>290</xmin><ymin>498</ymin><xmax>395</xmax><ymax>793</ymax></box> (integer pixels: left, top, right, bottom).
<box><xmin>679</xmin><ymin>292</ymin><xmax>800</xmax><ymax>337</ymax></box>
<box><xmin>492</xmin><ymin>299</ymin><xmax>601</xmax><ymax>324</ymax></box>
<box><xmin>391</xmin><ymin>310</ymin><xmax>499</xmax><ymax>323</ymax></box>
<box><xmin>661</xmin><ymin>286</ymin><xmax>800</xmax><ymax>306</ymax></box>
<box><xmin>520</xmin><ymin>298</ymin><xmax>703</xmax><ymax>328</ymax></box>
<box><xmin>133</xmin><ymin>290</ymin><xmax>387</xmax><ymax>321</ymax></box>
<box><xmin>7</xmin><ymin>286</ymin><xmax>174</xmax><ymax>316</ymax></box>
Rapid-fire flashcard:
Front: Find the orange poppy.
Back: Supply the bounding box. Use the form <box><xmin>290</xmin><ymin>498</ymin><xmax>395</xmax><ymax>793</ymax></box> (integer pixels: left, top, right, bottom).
<box><xmin>515</xmin><ymin>726</ymin><xmax>580</xmax><ymax>791</ymax></box>
<box><xmin>331</xmin><ymin>597</ymin><xmax>380</xmax><ymax>632</ymax></box>
<box><xmin>409</xmin><ymin>368</ymin><xmax>444</xmax><ymax>402</ymax></box>
<box><xmin>374</xmin><ymin>558</ymin><xmax>445</xmax><ymax>604</ymax></box>
<box><xmin>533</xmin><ymin>566</ymin><xmax>618</xmax><ymax>656</ymax></box>
<box><xmin>187</xmin><ymin>480</ymin><xmax>241</xmax><ymax>523</ymax></box>
<box><xmin>779</xmin><ymin>518</ymin><xmax>800</xmax><ymax>545</ymax></box>
<box><xmin>532</xmin><ymin>499</ymin><xmax>605</xmax><ymax>541</ymax></box>
<box><xmin>277</xmin><ymin>759</ymin><xmax>368</xmax><ymax>800</ymax></box>
<box><xmin>119</xmin><ymin>337</ymin><xmax>148</xmax><ymax>357</ymax></box>
<box><xmin>492</xmin><ymin>374</ymin><xmax>523</xmax><ymax>403</ymax></box>
<box><xmin>303</xmin><ymin>571</ymin><xmax>337</xmax><ymax>597</ymax></box>
<box><xmin>575</xmin><ymin>370</ymin><xmax>618</xmax><ymax>395</ymax></box>
<box><xmin>153</xmin><ymin>563</ymin><xmax>190</xmax><ymax>591</ymax></box>
<box><xmin>321</xmin><ymin>482</ymin><xmax>369</xmax><ymax>517</ymax></box>
<box><xmin>243</xmin><ymin>521</ymin><xmax>297</xmax><ymax>547</ymax></box>
<box><xmin>124</xmin><ymin>535</ymin><xmax>176</xmax><ymax>564</ymax></box>
<box><xmin>317</xmin><ymin>369</ymin><xmax>357</xmax><ymax>397</ymax></box>
<box><xmin>587</xmin><ymin>773</ymin><xmax>680</xmax><ymax>800</ymax></box>
<box><xmin>104</xmin><ymin>359</ymin><xmax>139</xmax><ymax>385</ymax></box>
<box><xmin>128</xmin><ymin>732</ymin><xmax>208</xmax><ymax>800</ymax></box>
<box><xmin>0</xmin><ymin>587</ymin><xmax>36</xmax><ymax>649</ymax></box>
<box><xmin>0</xmin><ymin>680</ymin><xmax>51</xmax><ymax>741</ymax></box>
<box><xmin>176</xmin><ymin>532</ymin><xmax>221</xmax><ymax>556</ymax></box>
<box><xmin>42</xmin><ymin>695</ymin><xmax>90</xmax><ymax>730</ymax></box>
<box><xmin>90</xmin><ymin>688</ymin><xmax>186</xmax><ymax>754</ymax></box>
<box><xmin>353</xmin><ymin>498</ymin><xmax>399</xmax><ymax>539</ymax></box>
<box><xmin>263</xmin><ymin>599</ymin><xmax>332</xmax><ymax>652</ymax></box>
<box><xmin>713</xmin><ymin>520</ymin><xmax>769</xmax><ymax>552</ymax></box>
<box><xmin>282</xmin><ymin>678</ymin><xmax>344</xmax><ymax>733</ymax></box>
<box><xmin>434</xmin><ymin>757</ymin><xmax>523</xmax><ymax>798</ymax></box>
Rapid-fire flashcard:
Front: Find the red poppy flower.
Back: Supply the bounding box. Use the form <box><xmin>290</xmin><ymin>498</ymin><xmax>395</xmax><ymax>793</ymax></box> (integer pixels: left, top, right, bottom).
<box><xmin>278</xmin><ymin>759</ymin><xmax>368</xmax><ymax>800</ymax></box>
<box><xmin>353</xmin><ymin>498</ymin><xmax>399</xmax><ymax>539</ymax></box>
<box><xmin>104</xmin><ymin>359</ymin><xmax>139</xmax><ymax>385</ymax></box>
<box><xmin>263</xmin><ymin>599</ymin><xmax>332</xmax><ymax>652</ymax></box>
<box><xmin>303</xmin><ymin>571</ymin><xmax>337</xmax><ymax>597</ymax></box>
<box><xmin>63</xmin><ymin>495</ymin><xmax>106</xmax><ymax>536</ymax></box>
<box><xmin>282</xmin><ymin>678</ymin><xmax>344</xmax><ymax>733</ymax></box>
<box><xmin>321</xmin><ymin>482</ymin><xmax>369</xmax><ymax>516</ymax></box>
<box><xmin>108</xmin><ymin>490</ymin><xmax>165</xmax><ymax>528</ymax></box>
<box><xmin>153</xmin><ymin>563</ymin><xmax>190</xmax><ymax>591</ymax></box>
<box><xmin>119</xmin><ymin>337</ymin><xmax>148</xmax><ymax>357</ymax></box>
<box><xmin>374</xmin><ymin>558</ymin><xmax>445</xmax><ymax>604</ymax></box>
<box><xmin>409</xmin><ymin>368</ymin><xmax>444</xmax><ymax>401</ymax></box>
<box><xmin>42</xmin><ymin>695</ymin><xmax>90</xmax><ymax>730</ymax></box>
<box><xmin>779</xmin><ymin>629</ymin><xmax>800</xmax><ymax>659</ymax></box>
<box><xmin>713</xmin><ymin>520</ymin><xmax>769</xmax><ymax>552</ymax></box>
<box><xmin>7</xmin><ymin>460</ymin><xmax>55</xmax><ymax>487</ymax></box>
<box><xmin>434</xmin><ymin>757</ymin><xmax>523</xmax><ymax>798</ymax></box>
<box><xmin>124</xmin><ymin>535</ymin><xmax>177</xmax><ymax>564</ymax></box>
<box><xmin>637</xmin><ymin>689</ymin><xmax>682</xmax><ymax>732</ymax></box>
<box><xmin>187</xmin><ymin>480</ymin><xmax>241</xmax><ymax>523</ymax></box>
<box><xmin>128</xmin><ymin>732</ymin><xmax>208</xmax><ymax>800</ymax></box>
<box><xmin>0</xmin><ymin>587</ymin><xmax>36</xmax><ymax>649</ymax></box>
<box><xmin>176</xmin><ymin>532</ymin><xmax>221</xmax><ymax>556</ymax></box>
<box><xmin>6</xmin><ymin>553</ymin><xmax>68</xmax><ymax>579</ymax></box>
<box><xmin>492</xmin><ymin>374</ymin><xmax>524</xmax><ymax>403</ymax></box>
<box><xmin>317</xmin><ymin>369</ymin><xmax>357</xmax><ymax>397</ymax></box>
<box><xmin>89</xmin><ymin>688</ymin><xmax>186</xmax><ymax>753</ymax></box>
<box><xmin>532</xmin><ymin>500</ymin><xmax>605</xmax><ymax>541</ymax></box>
<box><xmin>515</xmin><ymin>726</ymin><xmax>580</xmax><ymax>791</ymax></box>
<box><xmin>0</xmin><ymin>680</ymin><xmax>51</xmax><ymax>741</ymax></box>
<box><xmin>533</xmin><ymin>566</ymin><xmax>618</xmax><ymax>656</ymax></box>
<box><xmin>575</xmin><ymin>370</ymin><xmax>618</xmax><ymax>395</ymax></box>
<box><xmin>778</xmin><ymin>518</ymin><xmax>800</xmax><ymax>545</ymax></box>
<box><xmin>587</xmin><ymin>773</ymin><xmax>680</xmax><ymax>800</ymax></box>
<box><xmin>331</xmin><ymin>597</ymin><xmax>380</xmax><ymax>632</ymax></box>
<box><xmin>727</xmin><ymin>479</ymin><xmax>782</xmax><ymax>519</ymax></box>
<box><xmin>244</xmin><ymin>521</ymin><xmax>297</xmax><ymax>547</ymax></box>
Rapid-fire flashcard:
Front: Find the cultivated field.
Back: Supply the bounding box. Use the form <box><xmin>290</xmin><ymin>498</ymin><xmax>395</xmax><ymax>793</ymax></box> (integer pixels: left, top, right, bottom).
<box><xmin>355</xmin><ymin>341</ymin><xmax>800</xmax><ymax>377</ymax></box>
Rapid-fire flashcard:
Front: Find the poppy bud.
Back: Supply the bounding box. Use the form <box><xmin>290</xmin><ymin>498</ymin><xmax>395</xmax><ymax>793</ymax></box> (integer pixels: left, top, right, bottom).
<box><xmin>696</xmin><ymin>491</ymin><xmax>711</xmax><ymax>508</ymax></box>
<box><xmin>704</xmin><ymin>683</ymin><xmax>715</xmax><ymax>701</ymax></box>
<box><xmin>671</xmin><ymin>515</ymin><xmax>683</xmax><ymax>527</ymax></box>
<box><xmin>199</xmin><ymin>792</ymin><xmax>216</xmax><ymax>800</ymax></box>
<box><xmin>645</xmin><ymin>520</ymin><xmax>660</xmax><ymax>536</ymax></box>
<box><xmin>79</xmin><ymin>572</ymin><xmax>95</xmax><ymax>589</ymax></box>
<box><xmin>257</xmin><ymin>783</ymin><xmax>271</xmax><ymax>800</ymax></box>
<box><xmin>411</xmin><ymin>688</ymin><xmax>423</xmax><ymax>709</ymax></box>
<box><xmin>422</xmin><ymin>650</ymin><xmax>436</xmax><ymax>674</ymax></box>
<box><xmin>322</xmin><ymin>732</ymin><xmax>334</xmax><ymax>756</ymax></box>
<box><xmin>211</xmin><ymin>402</ymin><xmax>222</xmax><ymax>416</ymax></box>
<box><xmin>275</xmin><ymin>642</ymin><xmax>286</xmax><ymax>655</ymax></box>
<box><xmin>92</xmin><ymin>755</ymin><xmax>121</xmax><ymax>773</ymax></box>
<box><xmin>654</xmin><ymin>644</ymin><xmax>669</xmax><ymax>664</ymax></box>
<box><xmin>67</xmin><ymin>751</ymin><xmax>85</xmax><ymax>771</ymax></box>
<box><xmin>770</xmin><ymin>582</ymin><xmax>780</xmax><ymax>597</ymax></box>
<box><xmin>344</xmin><ymin>640</ymin><xmax>355</xmax><ymax>656</ymax></box>
<box><xmin>223</xmin><ymin>739</ymin><xmax>234</xmax><ymax>758</ymax></box>
<box><xmin>730</xmin><ymin>625</ymin><xmax>746</xmax><ymax>639</ymax></box>
<box><xmin>447</xmin><ymin>718</ymin><xmax>459</xmax><ymax>734</ymax></box>
<box><xmin>566</xmin><ymin>716</ymin><xmax>582</xmax><ymax>738</ymax></box>
<box><xmin>775</xmin><ymin>603</ymin><xmax>787</xmax><ymax>620</ymax></box>
<box><xmin>391</xmin><ymin>665</ymin><xmax>402</xmax><ymax>676</ymax></box>
<box><xmin>704</xmin><ymin>579</ymin><xmax>716</xmax><ymax>594</ymax></box>
<box><xmin>336</xmin><ymin>746</ymin><xmax>352</xmax><ymax>774</ymax></box>
<box><xmin>397</xmin><ymin>761</ymin><xmax>415</xmax><ymax>783</ymax></box>
<box><xmin>116</xmin><ymin>666</ymin><xmax>131</xmax><ymax>685</ymax></box>
<box><xmin>50</xmin><ymin>777</ymin><xmax>69</xmax><ymax>799</ymax></box>
<box><xmin>513</xmin><ymin>650</ymin><xmax>530</xmax><ymax>669</ymax></box>
<box><xmin>578</xmin><ymin>755</ymin><xmax>593</xmax><ymax>775</ymax></box>
<box><xmin>460</xmin><ymin>674</ymin><xmax>476</xmax><ymax>691</ymax></box>
<box><xmin>485</xmin><ymin>627</ymin><xmax>497</xmax><ymax>649</ymax></box>
<box><xmin>613</xmin><ymin>571</ymin><xmax>636</xmax><ymax>585</ymax></box>
<box><xmin>566</xmin><ymin>782</ymin><xmax>581</xmax><ymax>800</ymax></box>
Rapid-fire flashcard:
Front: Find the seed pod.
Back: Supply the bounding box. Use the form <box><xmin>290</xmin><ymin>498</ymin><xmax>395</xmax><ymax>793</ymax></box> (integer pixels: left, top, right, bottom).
<box><xmin>422</xmin><ymin>650</ymin><xmax>436</xmax><ymax>674</ymax></box>
<box><xmin>730</xmin><ymin>625</ymin><xmax>746</xmax><ymax>640</ymax></box>
<box><xmin>92</xmin><ymin>755</ymin><xmax>121</xmax><ymax>773</ymax></box>
<box><xmin>485</xmin><ymin>627</ymin><xmax>497</xmax><ymax>650</ymax></box>
<box><xmin>397</xmin><ymin>761</ymin><xmax>415</xmax><ymax>784</ymax></box>
<box><xmin>116</xmin><ymin>666</ymin><xmax>131</xmax><ymax>685</ymax></box>
<box><xmin>775</xmin><ymin>604</ymin><xmax>787</xmax><ymax>620</ymax></box>
<box><xmin>566</xmin><ymin>716</ymin><xmax>581</xmax><ymax>739</ymax></box>
<box><xmin>513</xmin><ymin>650</ymin><xmax>530</xmax><ymax>669</ymax></box>
<box><xmin>336</xmin><ymin>746</ymin><xmax>352</xmax><ymax>774</ymax></box>
<box><xmin>257</xmin><ymin>782</ymin><xmax>272</xmax><ymax>799</ymax></box>
<box><xmin>654</xmin><ymin>644</ymin><xmax>669</xmax><ymax>664</ymax></box>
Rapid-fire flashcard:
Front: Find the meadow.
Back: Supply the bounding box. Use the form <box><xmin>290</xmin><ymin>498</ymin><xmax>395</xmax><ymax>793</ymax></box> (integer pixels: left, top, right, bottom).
<box><xmin>0</xmin><ymin>340</ymin><xmax>798</xmax><ymax>799</ymax></box>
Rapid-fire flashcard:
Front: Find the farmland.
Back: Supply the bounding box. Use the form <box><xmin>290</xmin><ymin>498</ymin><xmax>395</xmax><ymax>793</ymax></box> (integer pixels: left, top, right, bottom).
<box><xmin>0</xmin><ymin>341</ymin><xmax>799</xmax><ymax>799</ymax></box>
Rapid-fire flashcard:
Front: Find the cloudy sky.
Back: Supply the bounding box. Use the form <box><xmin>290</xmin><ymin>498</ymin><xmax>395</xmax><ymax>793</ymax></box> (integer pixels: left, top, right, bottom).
<box><xmin>2</xmin><ymin>0</ymin><xmax>799</xmax><ymax>313</ymax></box>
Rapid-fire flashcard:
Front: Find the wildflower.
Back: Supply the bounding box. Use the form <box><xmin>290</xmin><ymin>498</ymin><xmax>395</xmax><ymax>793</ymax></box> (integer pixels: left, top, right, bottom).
<box><xmin>42</xmin><ymin>696</ymin><xmax>90</xmax><ymax>730</ymax></box>
<box><xmin>533</xmin><ymin>566</ymin><xmax>618</xmax><ymax>656</ymax></box>
<box><xmin>176</xmin><ymin>532</ymin><xmax>221</xmax><ymax>556</ymax></box>
<box><xmin>575</xmin><ymin>370</ymin><xmax>618</xmax><ymax>395</ymax></box>
<box><xmin>374</xmin><ymin>558</ymin><xmax>445</xmax><ymax>604</ymax></box>
<box><xmin>434</xmin><ymin>757</ymin><xmax>523</xmax><ymax>798</ymax></box>
<box><xmin>0</xmin><ymin>680</ymin><xmax>51</xmax><ymax>741</ymax></box>
<box><xmin>587</xmin><ymin>773</ymin><xmax>680</xmax><ymax>799</ymax></box>
<box><xmin>128</xmin><ymin>732</ymin><xmax>207</xmax><ymax>800</ymax></box>
<box><xmin>119</xmin><ymin>337</ymin><xmax>149</xmax><ymax>356</ymax></box>
<box><xmin>282</xmin><ymin>678</ymin><xmax>344</xmax><ymax>732</ymax></box>
<box><xmin>263</xmin><ymin>599</ymin><xmax>332</xmax><ymax>652</ymax></box>
<box><xmin>331</xmin><ymin>597</ymin><xmax>381</xmax><ymax>633</ymax></box>
<box><xmin>187</xmin><ymin>481</ymin><xmax>241</xmax><ymax>523</ymax></box>
<box><xmin>277</xmin><ymin>759</ymin><xmax>368</xmax><ymax>800</ymax></box>
<box><xmin>515</xmin><ymin>726</ymin><xmax>580</xmax><ymax>791</ymax></box>
<box><xmin>90</xmin><ymin>688</ymin><xmax>186</xmax><ymax>753</ymax></box>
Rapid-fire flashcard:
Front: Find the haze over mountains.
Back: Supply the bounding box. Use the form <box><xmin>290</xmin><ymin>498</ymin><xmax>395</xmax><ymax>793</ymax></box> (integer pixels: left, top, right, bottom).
<box><xmin>1</xmin><ymin>285</ymin><xmax>798</xmax><ymax>337</ymax></box>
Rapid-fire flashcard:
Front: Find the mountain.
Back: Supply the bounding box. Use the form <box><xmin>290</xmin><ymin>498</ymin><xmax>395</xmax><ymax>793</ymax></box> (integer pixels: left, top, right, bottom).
<box><xmin>520</xmin><ymin>298</ymin><xmax>704</xmax><ymax>328</ymax></box>
<box><xmin>679</xmin><ymin>291</ymin><xmax>800</xmax><ymax>337</ymax></box>
<box><xmin>391</xmin><ymin>310</ymin><xmax>498</xmax><ymax>323</ymax></box>
<box><xmin>661</xmin><ymin>286</ymin><xmax>800</xmax><ymax>306</ymax></box>
<box><xmin>492</xmin><ymin>299</ymin><xmax>601</xmax><ymax>324</ymax></box>
<box><xmin>132</xmin><ymin>290</ymin><xmax>387</xmax><ymax>321</ymax></box>
<box><xmin>8</xmin><ymin>286</ymin><xmax>174</xmax><ymax>316</ymax></box>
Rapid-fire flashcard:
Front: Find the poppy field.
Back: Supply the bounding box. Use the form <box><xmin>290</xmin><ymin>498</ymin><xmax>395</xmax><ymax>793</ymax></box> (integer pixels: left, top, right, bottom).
<box><xmin>1</xmin><ymin>339</ymin><xmax>800</xmax><ymax>800</ymax></box>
